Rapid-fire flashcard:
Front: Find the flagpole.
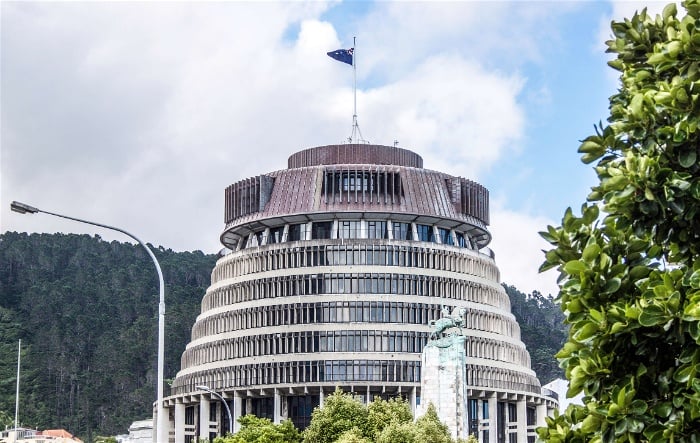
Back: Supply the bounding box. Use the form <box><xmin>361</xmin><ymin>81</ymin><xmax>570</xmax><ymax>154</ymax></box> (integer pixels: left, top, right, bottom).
<box><xmin>353</xmin><ymin>36</ymin><xmax>357</xmax><ymax>125</ymax></box>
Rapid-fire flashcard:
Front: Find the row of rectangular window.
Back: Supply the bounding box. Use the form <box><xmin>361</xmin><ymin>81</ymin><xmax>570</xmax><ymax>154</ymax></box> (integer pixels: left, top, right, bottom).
<box><xmin>184</xmin><ymin>330</ymin><xmax>429</xmax><ymax>365</ymax></box>
<box><xmin>214</xmin><ymin>244</ymin><xmax>499</xmax><ymax>284</ymax></box>
<box><xmin>183</xmin><ymin>330</ymin><xmax>529</xmax><ymax>369</ymax></box>
<box><xmin>203</xmin><ymin>272</ymin><xmax>507</xmax><ymax>312</ymax></box>
<box><xmin>193</xmin><ymin>302</ymin><xmax>441</xmax><ymax>338</ymax></box>
<box><xmin>193</xmin><ymin>301</ymin><xmax>516</xmax><ymax>342</ymax></box>
<box><xmin>172</xmin><ymin>362</ymin><xmax>541</xmax><ymax>396</ymax></box>
<box><xmin>173</xmin><ymin>359</ymin><xmax>421</xmax><ymax>394</ymax></box>
<box><xmin>238</xmin><ymin>220</ymin><xmax>474</xmax><ymax>250</ymax></box>
<box><xmin>322</xmin><ymin>170</ymin><xmax>404</xmax><ymax>204</ymax></box>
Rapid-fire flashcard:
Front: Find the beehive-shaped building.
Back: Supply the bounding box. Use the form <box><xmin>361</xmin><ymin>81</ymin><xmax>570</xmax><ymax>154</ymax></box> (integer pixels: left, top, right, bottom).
<box><xmin>162</xmin><ymin>144</ymin><xmax>558</xmax><ymax>443</ymax></box>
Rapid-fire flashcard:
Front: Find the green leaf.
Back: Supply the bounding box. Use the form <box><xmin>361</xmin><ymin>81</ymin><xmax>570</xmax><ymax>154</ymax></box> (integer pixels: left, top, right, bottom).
<box><xmin>573</xmin><ymin>321</ymin><xmax>599</xmax><ymax>342</ymax></box>
<box><xmin>663</xmin><ymin>2</ymin><xmax>677</xmax><ymax>21</ymax></box>
<box><xmin>564</xmin><ymin>260</ymin><xmax>587</xmax><ymax>274</ymax></box>
<box><xmin>602</xmin><ymin>277</ymin><xmax>622</xmax><ymax>294</ymax></box>
<box><xmin>583</xmin><ymin>243</ymin><xmax>601</xmax><ymax>262</ymax></box>
<box><xmin>679</xmin><ymin>150</ymin><xmax>696</xmax><ymax>168</ymax></box>
<box><xmin>638</xmin><ymin>304</ymin><xmax>667</xmax><ymax>326</ymax></box>
<box><xmin>673</xmin><ymin>364</ymin><xmax>695</xmax><ymax>383</ymax></box>
<box><xmin>690</xmin><ymin>269</ymin><xmax>700</xmax><ymax>289</ymax></box>
<box><xmin>652</xmin><ymin>402</ymin><xmax>673</xmax><ymax>418</ymax></box>
<box><xmin>580</xmin><ymin>413</ymin><xmax>601</xmax><ymax>434</ymax></box>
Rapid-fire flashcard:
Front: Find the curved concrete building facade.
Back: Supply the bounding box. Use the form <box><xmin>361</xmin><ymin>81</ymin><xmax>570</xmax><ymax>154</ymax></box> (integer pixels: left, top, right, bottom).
<box><xmin>162</xmin><ymin>144</ymin><xmax>557</xmax><ymax>443</ymax></box>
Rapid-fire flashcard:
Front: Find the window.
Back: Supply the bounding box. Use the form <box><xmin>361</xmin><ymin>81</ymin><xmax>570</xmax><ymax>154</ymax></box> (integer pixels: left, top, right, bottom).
<box><xmin>312</xmin><ymin>221</ymin><xmax>333</xmax><ymax>239</ymax></box>
<box><xmin>393</xmin><ymin>222</ymin><xmax>412</xmax><ymax>240</ymax></box>
<box><xmin>342</xmin><ymin>173</ymin><xmax>371</xmax><ymax>192</ymax></box>
<box><xmin>339</xmin><ymin>221</ymin><xmax>362</xmax><ymax>239</ymax></box>
<box><xmin>288</xmin><ymin>224</ymin><xmax>304</xmax><ymax>241</ymax></box>
<box><xmin>367</xmin><ymin>221</ymin><xmax>388</xmax><ymax>239</ymax></box>
<box><xmin>456</xmin><ymin>232</ymin><xmax>468</xmax><ymax>248</ymax></box>
<box><xmin>269</xmin><ymin>227</ymin><xmax>284</xmax><ymax>244</ymax></box>
<box><xmin>438</xmin><ymin>228</ymin><xmax>453</xmax><ymax>245</ymax></box>
<box><xmin>416</xmin><ymin>224</ymin><xmax>434</xmax><ymax>242</ymax></box>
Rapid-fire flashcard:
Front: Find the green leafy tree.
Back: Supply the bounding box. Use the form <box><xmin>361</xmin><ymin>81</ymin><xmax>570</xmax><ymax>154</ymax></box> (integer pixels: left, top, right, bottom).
<box><xmin>335</xmin><ymin>428</ymin><xmax>371</xmax><ymax>443</ymax></box>
<box><xmin>303</xmin><ymin>389</ymin><xmax>369</xmax><ymax>443</ymax></box>
<box><xmin>539</xmin><ymin>1</ymin><xmax>700</xmax><ymax>441</ymax></box>
<box><xmin>413</xmin><ymin>404</ymin><xmax>452</xmax><ymax>443</ymax></box>
<box><xmin>366</xmin><ymin>397</ymin><xmax>413</xmax><ymax>439</ymax></box>
<box><xmin>375</xmin><ymin>422</ymin><xmax>416</xmax><ymax>443</ymax></box>
<box><xmin>214</xmin><ymin>415</ymin><xmax>301</xmax><ymax>443</ymax></box>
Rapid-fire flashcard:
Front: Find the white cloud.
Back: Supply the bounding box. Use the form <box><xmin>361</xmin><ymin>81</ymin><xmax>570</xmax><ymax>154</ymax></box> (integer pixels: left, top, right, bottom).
<box><xmin>361</xmin><ymin>55</ymin><xmax>525</xmax><ymax>179</ymax></box>
<box><xmin>1</xmin><ymin>1</ymin><xmax>587</xmax><ymax>300</ymax></box>
<box><xmin>489</xmin><ymin>203</ymin><xmax>560</xmax><ymax>298</ymax></box>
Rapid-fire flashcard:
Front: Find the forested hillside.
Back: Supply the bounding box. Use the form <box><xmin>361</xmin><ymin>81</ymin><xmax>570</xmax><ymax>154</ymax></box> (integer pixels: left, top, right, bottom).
<box><xmin>0</xmin><ymin>233</ymin><xmax>566</xmax><ymax>442</ymax></box>
<box><xmin>504</xmin><ymin>284</ymin><xmax>567</xmax><ymax>384</ymax></box>
<box><xmin>0</xmin><ymin>232</ymin><xmax>217</xmax><ymax>441</ymax></box>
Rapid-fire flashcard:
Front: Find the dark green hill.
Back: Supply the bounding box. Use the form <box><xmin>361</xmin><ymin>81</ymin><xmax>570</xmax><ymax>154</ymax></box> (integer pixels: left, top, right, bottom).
<box><xmin>504</xmin><ymin>284</ymin><xmax>567</xmax><ymax>384</ymax></box>
<box><xmin>0</xmin><ymin>232</ymin><xmax>217</xmax><ymax>441</ymax></box>
<box><xmin>0</xmin><ymin>232</ymin><xmax>565</xmax><ymax>441</ymax></box>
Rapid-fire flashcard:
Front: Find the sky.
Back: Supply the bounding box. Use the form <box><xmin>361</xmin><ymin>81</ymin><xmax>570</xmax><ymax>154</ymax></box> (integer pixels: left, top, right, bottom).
<box><xmin>0</xmin><ymin>1</ymin><xmax>674</xmax><ymax>298</ymax></box>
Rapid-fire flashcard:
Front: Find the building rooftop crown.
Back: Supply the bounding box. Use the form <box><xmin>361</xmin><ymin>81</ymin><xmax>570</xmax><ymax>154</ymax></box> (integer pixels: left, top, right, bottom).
<box><xmin>288</xmin><ymin>144</ymin><xmax>423</xmax><ymax>169</ymax></box>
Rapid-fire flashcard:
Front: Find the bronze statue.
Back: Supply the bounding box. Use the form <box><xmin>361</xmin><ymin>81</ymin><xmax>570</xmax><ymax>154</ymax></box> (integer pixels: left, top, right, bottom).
<box><xmin>429</xmin><ymin>306</ymin><xmax>467</xmax><ymax>340</ymax></box>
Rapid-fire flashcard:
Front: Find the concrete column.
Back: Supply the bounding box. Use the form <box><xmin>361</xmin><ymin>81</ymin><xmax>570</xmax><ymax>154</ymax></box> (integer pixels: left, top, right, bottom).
<box><xmin>517</xmin><ymin>398</ymin><xmax>527</xmax><ymax>443</ymax></box>
<box><xmin>274</xmin><ymin>388</ymin><xmax>282</xmax><ymax>424</ymax></box>
<box><xmin>155</xmin><ymin>405</ymin><xmax>170</xmax><ymax>443</ymax></box>
<box><xmin>433</xmin><ymin>226</ymin><xmax>441</xmax><ymax>244</ymax></box>
<box><xmin>488</xmin><ymin>394</ymin><xmax>497</xmax><ymax>443</ymax></box>
<box><xmin>174</xmin><ymin>402</ymin><xmax>185</xmax><ymax>443</ymax></box>
<box><xmin>319</xmin><ymin>389</ymin><xmax>325</xmax><ymax>408</ymax></box>
<box><xmin>233</xmin><ymin>393</ymin><xmax>243</xmax><ymax>433</ymax></box>
<box><xmin>199</xmin><ymin>395</ymin><xmax>210</xmax><ymax>441</ymax></box>
<box><xmin>387</xmin><ymin>221</ymin><xmax>394</xmax><ymax>240</ymax></box>
<box><xmin>409</xmin><ymin>387</ymin><xmax>417</xmax><ymax>416</ymax></box>
<box><xmin>536</xmin><ymin>403</ymin><xmax>547</xmax><ymax>428</ymax></box>
<box><xmin>332</xmin><ymin>220</ymin><xmax>339</xmax><ymax>239</ymax></box>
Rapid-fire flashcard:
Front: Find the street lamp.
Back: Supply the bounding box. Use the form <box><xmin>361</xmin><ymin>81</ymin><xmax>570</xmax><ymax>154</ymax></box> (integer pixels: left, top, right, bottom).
<box><xmin>10</xmin><ymin>200</ymin><xmax>167</xmax><ymax>443</ymax></box>
<box><xmin>196</xmin><ymin>385</ymin><xmax>233</xmax><ymax>436</ymax></box>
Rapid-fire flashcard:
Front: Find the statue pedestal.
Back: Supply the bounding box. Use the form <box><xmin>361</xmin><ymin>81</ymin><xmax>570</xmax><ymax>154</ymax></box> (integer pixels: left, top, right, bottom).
<box><xmin>420</xmin><ymin>335</ymin><xmax>468</xmax><ymax>440</ymax></box>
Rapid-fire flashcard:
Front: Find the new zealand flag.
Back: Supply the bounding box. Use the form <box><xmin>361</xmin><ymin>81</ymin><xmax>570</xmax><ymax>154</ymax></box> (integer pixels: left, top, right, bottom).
<box><xmin>327</xmin><ymin>48</ymin><xmax>354</xmax><ymax>66</ymax></box>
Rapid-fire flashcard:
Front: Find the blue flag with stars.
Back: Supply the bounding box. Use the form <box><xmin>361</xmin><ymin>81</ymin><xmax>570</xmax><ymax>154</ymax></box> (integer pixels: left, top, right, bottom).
<box><xmin>327</xmin><ymin>48</ymin><xmax>354</xmax><ymax>66</ymax></box>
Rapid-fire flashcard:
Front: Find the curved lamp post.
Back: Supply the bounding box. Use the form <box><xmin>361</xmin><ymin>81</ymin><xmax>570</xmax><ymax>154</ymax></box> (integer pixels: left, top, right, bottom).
<box><xmin>196</xmin><ymin>385</ymin><xmax>233</xmax><ymax>435</ymax></box>
<box><xmin>10</xmin><ymin>201</ymin><xmax>167</xmax><ymax>443</ymax></box>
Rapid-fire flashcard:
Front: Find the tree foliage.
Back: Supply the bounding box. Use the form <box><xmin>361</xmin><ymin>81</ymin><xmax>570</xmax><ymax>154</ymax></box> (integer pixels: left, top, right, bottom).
<box><xmin>503</xmin><ymin>284</ymin><xmax>567</xmax><ymax>384</ymax></box>
<box><xmin>0</xmin><ymin>232</ymin><xmax>216</xmax><ymax>441</ymax></box>
<box><xmin>213</xmin><ymin>415</ymin><xmax>301</xmax><ymax>443</ymax></box>
<box><xmin>302</xmin><ymin>389</ymin><xmax>369</xmax><ymax>443</ymax></box>
<box><xmin>302</xmin><ymin>393</ymin><xmax>455</xmax><ymax>443</ymax></box>
<box><xmin>539</xmin><ymin>1</ymin><xmax>700</xmax><ymax>441</ymax></box>
<box><xmin>366</xmin><ymin>397</ymin><xmax>413</xmax><ymax>439</ymax></box>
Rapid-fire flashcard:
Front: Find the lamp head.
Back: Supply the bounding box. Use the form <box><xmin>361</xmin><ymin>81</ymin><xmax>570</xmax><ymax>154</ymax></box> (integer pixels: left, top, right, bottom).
<box><xmin>10</xmin><ymin>201</ymin><xmax>39</xmax><ymax>214</ymax></box>
<box><xmin>195</xmin><ymin>385</ymin><xmax>211</xmax><ymax>391</ymax></box>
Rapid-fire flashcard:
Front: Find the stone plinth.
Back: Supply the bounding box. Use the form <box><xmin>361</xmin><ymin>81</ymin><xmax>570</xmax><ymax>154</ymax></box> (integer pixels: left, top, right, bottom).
<box><xmin>420</xmin><ymin>335</ymin><xmax>468</xmax><ymax>439</ymax></box>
